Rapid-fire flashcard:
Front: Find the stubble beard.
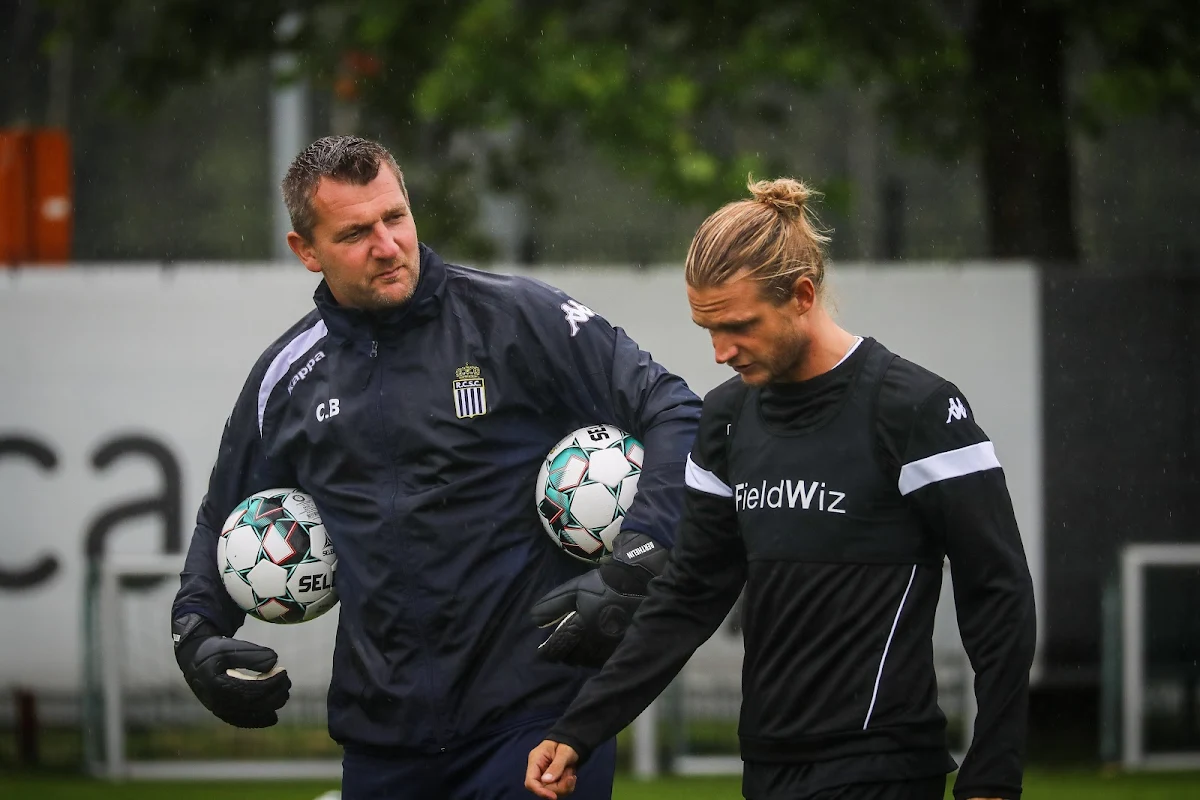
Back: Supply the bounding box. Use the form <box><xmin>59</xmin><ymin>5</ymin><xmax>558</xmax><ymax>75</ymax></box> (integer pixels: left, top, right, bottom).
<box><xmin>763</xmin><ymin>328</ymin><xmax>811</xmax><ymax>385</ymax></box>
<box><xmin>354</xmin><ymin>256</ymin><xmax>420</xmax><ymax>312</ymax></box>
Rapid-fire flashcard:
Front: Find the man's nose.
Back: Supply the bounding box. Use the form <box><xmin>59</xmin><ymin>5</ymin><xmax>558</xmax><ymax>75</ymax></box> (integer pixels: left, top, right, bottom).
<box><xmin>371</xmin><ymin>222</ymin><xmax>400</xmax><ymax>258</ymax></box>
<box><xmin>711</xmin><ymin>334</ymin><xmax>737</xmax><ymax>364</ymax></box>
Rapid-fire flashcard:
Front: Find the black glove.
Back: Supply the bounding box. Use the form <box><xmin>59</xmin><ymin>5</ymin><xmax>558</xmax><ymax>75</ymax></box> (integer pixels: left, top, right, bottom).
<box><xmin>531</xmin><ymin>531</ymin><xmax>668</xmax><ymax>668</ymax></box>
<box><xmin>172</xmin><ymin>612</ymin><xmax>291</xmax><ymax>728</ymax></box>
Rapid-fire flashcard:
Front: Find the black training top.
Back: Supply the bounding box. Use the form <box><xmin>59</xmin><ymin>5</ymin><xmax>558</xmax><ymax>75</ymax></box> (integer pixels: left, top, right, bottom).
<box><xmin>548</xmin><ymin>338</ymin><xmax>1036</xmax><ymax>800</ymax></box>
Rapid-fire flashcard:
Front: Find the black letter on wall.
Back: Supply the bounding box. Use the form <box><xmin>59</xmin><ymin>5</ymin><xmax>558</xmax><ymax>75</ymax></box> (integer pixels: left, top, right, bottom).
<box><xmin>0</xmin><ymin>436</ymin><xmax>61</xmax><ymax>590</ymax></box>
<box><xmin>84</xmin><ymin>435</ymin><xmax>183</xmax><ymax>590</ymax></box>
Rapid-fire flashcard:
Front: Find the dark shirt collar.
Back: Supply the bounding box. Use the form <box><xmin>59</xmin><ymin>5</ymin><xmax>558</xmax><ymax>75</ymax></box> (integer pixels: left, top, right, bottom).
<box><xmin>757</xmin><ymin>337</ymin><xmax>875</xmax><ymax>433</ymax></box>
<box><xmin>763</xmin><ymin>337</ymin><xmax>873</xmax><ymax>396</ymax></box>
<box><xmin>314</xmin><ymin>243</ymin><xmax>448</xmax><ymax>341</ymax></box>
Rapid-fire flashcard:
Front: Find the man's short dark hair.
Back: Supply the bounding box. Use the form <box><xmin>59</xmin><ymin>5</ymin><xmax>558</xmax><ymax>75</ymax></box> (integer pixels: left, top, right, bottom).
<box><xmin>282</xmin><ymin>136</ymin><xmax>408</xmax><ymax>241</ymax></box>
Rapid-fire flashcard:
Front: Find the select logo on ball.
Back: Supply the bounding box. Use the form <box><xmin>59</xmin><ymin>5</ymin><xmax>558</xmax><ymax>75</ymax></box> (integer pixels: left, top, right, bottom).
<box><xmin>297</xmin><ymin>571</ymin><xmax>334</xmax><ymax>593</ymax></box>
<box><xmin>217</xmin><ymin>487</ymin><xmax>338</xmax><ymax>624</ymax></box>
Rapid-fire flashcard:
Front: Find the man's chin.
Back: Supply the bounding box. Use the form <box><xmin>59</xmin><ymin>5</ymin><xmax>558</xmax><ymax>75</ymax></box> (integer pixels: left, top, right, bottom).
<box><xmin>733</xmin><ymin>367</ymin><xmax>770</xmax><ymax>386</ymax></box>
<box><xmin>368</xmin><ymin>282</ymin><xmax>416</xmax><ymax>309</ymax></box>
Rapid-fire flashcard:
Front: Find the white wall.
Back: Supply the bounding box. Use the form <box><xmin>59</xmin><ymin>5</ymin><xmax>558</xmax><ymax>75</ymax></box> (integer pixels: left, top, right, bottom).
<box><xmin>0</xmin><ymin>262</ymin><xmax>1042</xmax><ymax>692</ymax></box>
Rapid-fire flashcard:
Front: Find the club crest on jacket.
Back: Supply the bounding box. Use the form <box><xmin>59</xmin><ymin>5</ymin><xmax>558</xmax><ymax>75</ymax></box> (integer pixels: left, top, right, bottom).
<box><xmin>453</xmin><ymin>363</ymin><xmax>488</xmax><ymax>419</ymax></box>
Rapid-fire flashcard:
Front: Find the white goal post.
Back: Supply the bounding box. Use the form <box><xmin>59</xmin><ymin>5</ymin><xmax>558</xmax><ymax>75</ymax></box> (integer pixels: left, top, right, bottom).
<box><xmin>89</xmin><ymin>553</ymin><xmax>660</xmax><ymax>782</ymax></box>
<box><xmin>91</xmin><ymin>553</ymin><xmax>342</xmax><ymax>780</ymax></box>
<box><xmin>91</xmin><ymin>555</ymin><xmax>975</xmax><ymax>781</ymax></box>
<box><xmin>1121</xmin><ymin>543</ymin><xmax>1200</xmax><ymax>770</ymax></box>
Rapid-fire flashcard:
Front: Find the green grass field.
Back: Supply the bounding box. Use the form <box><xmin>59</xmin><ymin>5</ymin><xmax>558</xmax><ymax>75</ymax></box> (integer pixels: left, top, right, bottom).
<box><xmin>2</xmin><ymin>771</ymin><xmax>1199</xmax><ymax>799</ymax></box>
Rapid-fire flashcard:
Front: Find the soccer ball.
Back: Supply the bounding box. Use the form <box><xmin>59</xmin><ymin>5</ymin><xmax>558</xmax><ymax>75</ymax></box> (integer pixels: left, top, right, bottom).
<box><xmin>217</xmin><ymin>488</ymin><xmax>338</xmax><ymax>624</ymax></box>
<box><xmin>536</xmin><ymin>425</ymin><xmax>644</xmax><ymax>563</ymax></box>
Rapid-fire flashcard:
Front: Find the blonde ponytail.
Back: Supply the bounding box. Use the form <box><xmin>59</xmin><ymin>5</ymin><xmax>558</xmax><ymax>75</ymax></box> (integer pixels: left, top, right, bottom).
<box><xmin>686</xmin><ymin>176</ymin><xmax>831</xmax><ymax>304</ymax></box>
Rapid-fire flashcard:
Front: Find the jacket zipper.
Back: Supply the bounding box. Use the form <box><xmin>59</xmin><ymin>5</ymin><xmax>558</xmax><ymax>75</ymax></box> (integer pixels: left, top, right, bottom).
<box><xmin>372</xmin><ymin>336</ymin><xmax>446</xmax><ymax>746</ymax></box>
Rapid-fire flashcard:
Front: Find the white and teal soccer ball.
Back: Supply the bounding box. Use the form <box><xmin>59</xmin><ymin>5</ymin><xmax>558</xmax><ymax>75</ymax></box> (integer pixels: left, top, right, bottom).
<box><xmin>217</xmin><ymin>488</ymin><xmax>338</xmax><ymax>624</ymax></box>
<box><xmin>536</xmin><ymin>425</ymin><xmax>644</xmax><ymax>563</ymax></box>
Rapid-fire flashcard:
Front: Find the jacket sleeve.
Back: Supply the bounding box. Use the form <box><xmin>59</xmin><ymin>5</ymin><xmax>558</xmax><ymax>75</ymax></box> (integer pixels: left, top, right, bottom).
<box><xmin>523</xmin><ymin>284</ymin><xmax>702</xmax><ymax>547</ymax></box>
<box><xmin>893</xmin><ymin>382</ymin><xmax>1036</xmax><ymax>800</ymax></box>
<box><xmin>171</xmin><ymin>364</ymin><xmax>297</xmax><ymax>636</ymax></box>
<box><xmin>545</xmin><ymin>383</ymin><xmax>746</xmax><ymax>760</ymax></box>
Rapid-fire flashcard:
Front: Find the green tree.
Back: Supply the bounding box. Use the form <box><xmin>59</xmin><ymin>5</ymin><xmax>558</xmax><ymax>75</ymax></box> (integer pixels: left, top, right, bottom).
<box><xmin>52</xmin><ymin>0</ymin><xmax>1200</xmax><ymax>263</ymax></box>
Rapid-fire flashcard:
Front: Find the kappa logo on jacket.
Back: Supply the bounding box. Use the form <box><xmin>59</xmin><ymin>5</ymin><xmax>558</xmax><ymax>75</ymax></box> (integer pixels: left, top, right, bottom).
<box><xmin>288</xmin><ymin>351</ymin><xmax>325</xmax><ymax>394</ymax></box>
<box><xmin>453</xmin><ymin>363</ymin><xmax>488</xmax><ymax>418</ymax></box>
<box><xmin>561</xmin><ymin>299</ymin><xmax>596</xmax><ymax>336</ymax></box>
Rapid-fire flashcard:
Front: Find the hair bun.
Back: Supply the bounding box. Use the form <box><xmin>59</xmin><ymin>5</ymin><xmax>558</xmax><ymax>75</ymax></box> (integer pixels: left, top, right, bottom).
<box><xmin>748</xmin><ymin>177</ymin><xmax>817</xmax><ymax>219</ymax></box>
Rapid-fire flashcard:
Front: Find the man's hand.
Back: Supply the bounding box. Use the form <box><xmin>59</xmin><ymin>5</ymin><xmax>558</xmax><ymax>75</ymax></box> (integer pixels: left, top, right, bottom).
<box><xmin>172</xmin><ymin>612</ymin><xmax>291</xmax><ymax>728</ymax></box>
<box><xmin>531</xmin><ymin>531</ymin><xmax>667</xmax><ymax>667</ymax></box>
<box><xmin>526</xmin><ymin>740</ymin><xmax>579</xmax><ymax>799</ymax></box>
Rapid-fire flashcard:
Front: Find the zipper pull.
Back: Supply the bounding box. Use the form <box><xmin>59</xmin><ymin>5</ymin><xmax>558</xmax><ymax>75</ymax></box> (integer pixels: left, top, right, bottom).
<box><xmin>370</xmin><ymin>340</ymin><xmax>379</xmax><ymax>358</ymax></box>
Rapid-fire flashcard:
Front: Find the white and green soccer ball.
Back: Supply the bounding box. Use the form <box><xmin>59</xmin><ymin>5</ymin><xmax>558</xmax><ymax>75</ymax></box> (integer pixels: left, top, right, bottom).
<box><xmin>218</xmin><ymin>488</ymin><xmax>338</xmax><ymax>624</ymax></box>
<box><xmin>535</xmin><ymin>425</ymin><xmax>644</xmax><ymax>563</ymax></box>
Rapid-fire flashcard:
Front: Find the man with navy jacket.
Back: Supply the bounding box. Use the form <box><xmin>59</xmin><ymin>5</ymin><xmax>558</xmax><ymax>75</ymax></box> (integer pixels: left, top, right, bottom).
<box><xmin>170</xmin><ymin>136</ymin><xmax>700</xmax><ymax>799</ymax></box>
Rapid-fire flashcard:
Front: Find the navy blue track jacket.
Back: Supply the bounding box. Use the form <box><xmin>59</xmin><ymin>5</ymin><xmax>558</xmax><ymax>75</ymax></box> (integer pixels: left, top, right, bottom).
<box><xmin>172</xmin><ymin>245</ymin><xmax>701</xmax><ymax>749</ymax></box>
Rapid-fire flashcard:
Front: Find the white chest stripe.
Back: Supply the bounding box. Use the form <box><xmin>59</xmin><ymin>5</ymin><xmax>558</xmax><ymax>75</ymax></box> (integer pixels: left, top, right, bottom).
<box><xmin>897</xmin><ymin>441</ymin><xmax>1001</xmax><ymax>496</ymax></box>
<box><xmin>685</xmin><ymin>453</ymin><xmax>734</xmax><ymax>498</ymax></box>
<box><xmin>257</xmin><ymin>320</ymin><xmax>329</xmax><ymax>436</ymax></box>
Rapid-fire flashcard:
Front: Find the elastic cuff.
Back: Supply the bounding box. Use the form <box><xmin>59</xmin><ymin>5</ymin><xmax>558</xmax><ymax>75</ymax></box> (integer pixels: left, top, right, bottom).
<box><xmin>171</xmin><ymin>612</ymin><xmax>222</xmax><ymax>666</ymax></box>
<box><xmin>173</xmin><ymin>605</ymin><xmax>235</xmax><ymax>636</ymax></box>
<box><xmin>544</xmin><ymin>727</ymin><xmax>594</xmax><ymax>767</ymax></box>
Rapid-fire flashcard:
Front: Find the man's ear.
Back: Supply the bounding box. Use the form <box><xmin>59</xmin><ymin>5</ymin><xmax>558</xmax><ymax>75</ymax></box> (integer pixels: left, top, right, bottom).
<box><xmin>287</xmin><ymin>231</ymin><xmax>323</xmax><ymax>275</ymax></box>
<box><xmin>791</xmin><ymin>275</ymin><xmax>816</xmax><ymax>315</ymax></box>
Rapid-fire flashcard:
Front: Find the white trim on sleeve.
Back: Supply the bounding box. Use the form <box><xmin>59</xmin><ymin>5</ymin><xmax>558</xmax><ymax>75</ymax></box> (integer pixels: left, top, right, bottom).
<box><xmin>685</xmin><ymin>453</ymin><xmax>734</xmax><ymax>498</ymax></box>
<box><xmin>897</xmin><ymin>440</ymin><xmax>1001</xmax><ymax>496</ymax></box>
<box><xmin>257</xmin><ymin>320</ymin><xmax>329</xmax><ymax>436</ymax></box>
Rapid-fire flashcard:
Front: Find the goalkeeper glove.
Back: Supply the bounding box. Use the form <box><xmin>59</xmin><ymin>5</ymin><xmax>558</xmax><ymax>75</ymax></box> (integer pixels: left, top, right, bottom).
<box><xmin>172</xmin><ymin>612</ymin><xmax>291</xmax><ymax>728</ymax></box>
<box><xmin>531</xmin><ymin>531</ymin><xmax>668</xmax><ymax>668</ymax></box>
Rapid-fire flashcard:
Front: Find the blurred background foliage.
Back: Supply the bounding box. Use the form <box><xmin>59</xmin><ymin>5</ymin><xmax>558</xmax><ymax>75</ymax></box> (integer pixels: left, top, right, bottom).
<box><xmin>2</xmin><ymin>0</ymin><xmax>1198</xmax><ymax>267</ymax></box>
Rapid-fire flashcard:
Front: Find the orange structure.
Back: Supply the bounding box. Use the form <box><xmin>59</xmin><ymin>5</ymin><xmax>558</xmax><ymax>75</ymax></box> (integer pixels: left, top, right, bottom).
<box><xmin>0</xmin><ymin>129</ymin><xmax>73</xmax><ymax>266</ymax></box>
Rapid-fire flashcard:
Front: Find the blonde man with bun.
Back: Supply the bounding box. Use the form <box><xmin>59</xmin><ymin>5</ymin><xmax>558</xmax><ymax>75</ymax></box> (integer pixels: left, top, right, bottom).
<box><xmin>526</xmin><ymin>179</ymin><xmax>1035</xmax><ymax>800</ymax></box>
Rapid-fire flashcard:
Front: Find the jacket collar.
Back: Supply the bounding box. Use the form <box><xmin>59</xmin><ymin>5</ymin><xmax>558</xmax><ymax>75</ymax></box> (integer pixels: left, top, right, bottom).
<box><xmin>314</xmin><ymin>243</ymin><xmax>448</xmax><ymax>341</ymax></box>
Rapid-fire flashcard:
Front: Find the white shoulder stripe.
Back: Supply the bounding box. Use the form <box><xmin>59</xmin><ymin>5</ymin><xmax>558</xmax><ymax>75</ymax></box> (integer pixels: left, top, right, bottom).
<box><xmin>898</xmin><ymin>441</ymin><xmax>1001</xmax><ymax>496</ymax></box>
<box><xmin>257</xmin><ymin>320</ymin><xmax>329</xmax><ymax>436</ymax></box>
<box><xmin>685</xmin><ymin>453</ymin><xmax>734</xmax><ymax>498</ymax></box>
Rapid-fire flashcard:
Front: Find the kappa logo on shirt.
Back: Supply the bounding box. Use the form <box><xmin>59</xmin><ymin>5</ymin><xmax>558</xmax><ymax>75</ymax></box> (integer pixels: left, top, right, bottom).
<box><xmin>561</xmin><ymin>299</ymin><xmax>596</xmax><ymax>337</ymax></box>
<box><xmin>946</xmin><ymin>397</ymin><xmax>969</xmax><ymax>423</ymax></box>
